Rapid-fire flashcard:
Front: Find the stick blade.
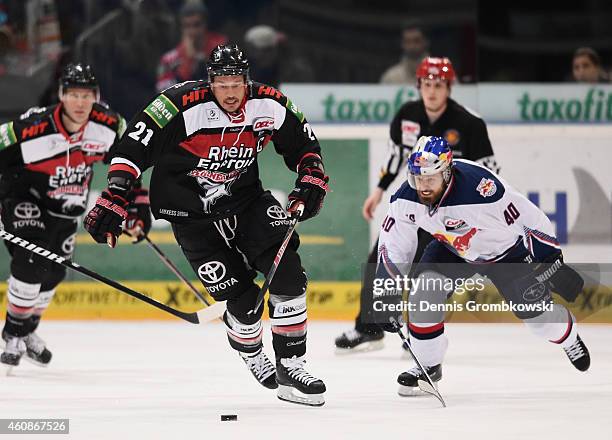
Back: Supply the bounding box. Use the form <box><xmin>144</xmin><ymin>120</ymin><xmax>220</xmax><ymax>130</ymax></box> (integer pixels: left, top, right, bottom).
<box><xmin>196</xmin><ymin>301</ymin><xmax>227</xmax><ymax>324</ymax></box>
<box><xmin>417</xmin><ymin>379</ymin><xmax>446</xmax><ymax>407</ymax></box>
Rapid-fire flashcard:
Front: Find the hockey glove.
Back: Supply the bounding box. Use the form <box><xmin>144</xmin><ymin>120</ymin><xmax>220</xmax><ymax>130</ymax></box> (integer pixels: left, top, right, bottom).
<box><xmin>83</xmin><ymin>190</ymin><xmax>128</xmax><ymax>248</ymax></box>
<box><xmin>287</xmin><ymin>153</ymin><xmax>329</xmax><ymax>221</ymax></box>
<box><xmin>123</xmin><ymin>187</ymin><xmax>151</xmax><ymax>243</ymax></box>
<box><xmin>535</xmin><ymin>252</ymin><xmax>584</xmax><ymax>302</ymax></box>
<box><xmin>379</xmin><ymin>320</ymin><xmax>402</xmax><ymax>333</ymax></box>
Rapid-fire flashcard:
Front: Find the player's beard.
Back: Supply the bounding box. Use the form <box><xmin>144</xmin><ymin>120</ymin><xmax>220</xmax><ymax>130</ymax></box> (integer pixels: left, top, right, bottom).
<box><xmin>417</xmin><ymin>186</ymin><xmax>445</xmax><ymax>206</ymax></box>
<box><xmin>222</xmin><ymin>97</ymin><xmax>240</xmax><ymax>112</ymax></box>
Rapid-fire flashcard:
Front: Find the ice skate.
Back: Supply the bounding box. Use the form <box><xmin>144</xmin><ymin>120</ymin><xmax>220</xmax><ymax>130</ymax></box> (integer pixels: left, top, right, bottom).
<box><xmin>276</xmin><ymin>355</ymin><xmax>326</xmax><ymax>406</ymax></box>
<box><xmin>23</xmin><ymin>332</ymin><xmax>53</xmax><ymax>367</ymax></box>
<box><xmin>334</xmin><ymin>328</ymin><xmax>384</xmax><ymax>354</ymax></box>
<box><xmin>2</xmin><ymin>330</ymin><xmax>51</xmax><ymax>367</ymax></box>
<box><xmin>563</xmin><ymin>335</ymin><xmax>590</xmax><ymax>372</ymax></box>
<box><xmin>239</xmin><ymin>349</ymin><xmax>278</xmax><ymax>389</ymax></box>
<box><xmin>397</xmin><ymin>364</ymin><xmax>442</xmax><ymax>397</ymax></box>
<box><xmin>1</xmin><ymin>334</ymin><xmax>26</xmax><ymax>375</ymax></box>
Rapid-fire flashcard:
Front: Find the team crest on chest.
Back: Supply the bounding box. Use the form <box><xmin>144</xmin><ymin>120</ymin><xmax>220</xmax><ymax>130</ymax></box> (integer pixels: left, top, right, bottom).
<box><xmin>443</xmin><ymin>217</ymin><xmax>467</xmax><ymax>231</ymax></box>
<box><xmin>207</xmin><ymin>108</ymin><xmax>220</xmax><ymax>121</ymax></box>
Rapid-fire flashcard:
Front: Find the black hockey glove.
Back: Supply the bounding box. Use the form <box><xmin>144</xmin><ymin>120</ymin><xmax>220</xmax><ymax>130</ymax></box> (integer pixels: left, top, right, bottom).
<box><xmin>535</xmin><ymin>252</ymin><xmax>584</xmax><ymax>302</ymax></box>
<box><xmin>123</xmin><ymin>187</ymin><xmax>151</xmax><ymax>243</ymax></box>
<box><xmin>379</xmin><ymin>320</ymin><xmax>402</xmax><ymax>333</ymax></box>
<box><xmin>83</xmin><ymin>190</ymin><xmax>128</xmax><ymax>248</ymax></box>
<box><xmin>287</xmin><ymin>153</ymin><xmax>329</xmax><ymax>221</ymax></box>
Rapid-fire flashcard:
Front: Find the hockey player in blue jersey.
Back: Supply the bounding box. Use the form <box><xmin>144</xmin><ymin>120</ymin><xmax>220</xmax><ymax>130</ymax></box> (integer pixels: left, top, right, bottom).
<box><xmin>377</xmin><ymin>136</ymin><xmax>589</xmax><ymax>396</ymax></box>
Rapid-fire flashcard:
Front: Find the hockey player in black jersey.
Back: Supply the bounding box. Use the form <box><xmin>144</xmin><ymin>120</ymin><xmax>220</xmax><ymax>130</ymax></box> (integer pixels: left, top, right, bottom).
<box><xmin>336</xmin><ymin>57</ymin><xmax>500</xmax><ymax>352</ymax></box>
<box><xmin>84</xmin><ymin>44</ymin><xmax>328</xmax><ymax>406</ymax></box>
<box><xmin>0</xmin><ymin>63</ymin><xmax>143</xmax><ymax>370</ymax></box>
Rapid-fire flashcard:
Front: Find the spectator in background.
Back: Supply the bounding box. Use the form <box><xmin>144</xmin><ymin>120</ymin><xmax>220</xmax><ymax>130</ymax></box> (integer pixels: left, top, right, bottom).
<box><xmin>380</xmin><ymin>22</ymin><xmax>429</xmax><ymax>84</ymax></box>
<box><xmin>0</xmin><ymin>8</ymin><xmax>13</xmax><ymax>76</ymax></box>
<box><xmin>572</xmin><ymin>47</ymin><xmax>609</xmax><ymax>83</ymax></box>
<box><xmin>243</xmin><ymin>24</ymin><xmax>314</xmax><ymax>88</ymax></box>
<box><xmin>156</xmin><ymin>0</ymin><xmax>227</xmax><ymax>91</ymax></box>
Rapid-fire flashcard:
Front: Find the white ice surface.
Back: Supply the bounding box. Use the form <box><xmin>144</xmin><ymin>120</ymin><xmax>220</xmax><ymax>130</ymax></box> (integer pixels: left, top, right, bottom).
<box><xmin>1</xmin><ymin>321</ymin><xmax>611</xmax><ymax>440</ymax></box>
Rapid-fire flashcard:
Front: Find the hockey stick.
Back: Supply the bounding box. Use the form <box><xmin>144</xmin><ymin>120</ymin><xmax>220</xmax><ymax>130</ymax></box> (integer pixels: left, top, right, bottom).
<box><xmin>139</xmin><ymin>233</ymin><xmax>227</xmax><ymax>321</ymax></box>
<box><xmin>248</xmin><ymin>205</ymin><xmax>304</xmax><ymax>316</ymax></box>
<box><xmin>143</xmin><ymin>234</ymin><xmax>210</xmax><ymax>304</ymax></box>
<box><xmin>0</xmin><ymin>230</ymin><xmax>218</xmax><ymax>325</ymax></box>
<box><xmin>390</xmin><ymin>317</ymin><xmax>447</xmax><ymax>408</ymax></box>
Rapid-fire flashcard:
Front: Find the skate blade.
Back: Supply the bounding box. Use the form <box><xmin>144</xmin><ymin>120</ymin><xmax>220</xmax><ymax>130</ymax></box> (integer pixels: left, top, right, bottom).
<box><xmin>5</xmin><ymin>364</ymin><xmax>15</xmax><ymax>376</ymax></box>
<box><xmin>334</xmin><ymin>339</ymin><xmax>384</xmax><ymax>355</ymax></box>
<box><xmin>277</xmin><ymin>384</ymin><xmax>325</xmax><ymax>407</ymax></box>
<box><xmin>23</xmin><ymin>356</ymin><xmax>50</xmax><ymax>368</ymax></box>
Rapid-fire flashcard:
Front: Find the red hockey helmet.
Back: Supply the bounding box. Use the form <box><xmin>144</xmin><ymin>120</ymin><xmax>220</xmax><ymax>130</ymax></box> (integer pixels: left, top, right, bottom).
<box><xmin>416</xmin><ymin>57</ymin><xmax>456</xmax><ymax>85</ymax></box>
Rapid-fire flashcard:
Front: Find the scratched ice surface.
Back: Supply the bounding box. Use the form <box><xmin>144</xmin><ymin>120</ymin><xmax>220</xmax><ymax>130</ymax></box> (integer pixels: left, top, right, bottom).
<box><xmin>1</xmin><ymin>321</ymin><xmax>610</xmax><ymax>439</ymax></box>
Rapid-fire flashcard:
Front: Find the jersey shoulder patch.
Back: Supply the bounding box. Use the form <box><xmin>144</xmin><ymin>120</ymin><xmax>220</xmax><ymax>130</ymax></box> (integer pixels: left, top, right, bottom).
<box><xmin>172</xmin><ymin>80</ymin><xmax>212</xmax><ymax>110</ymax></box>
<box><xmin>19</xmin><ymin>106</ymin><xmax>48</xmax><ymax>120</ymax></box>
<box><xmin>251</xmin><ymin>82</ymin><xmax>306</xmax><ymax>122</ymax></box>
<box><xmin>90</xmin><ymin>103</ymin><xmax>123</xmax><ymax>131</ymax></box>
<box><xmin>0</xmin><ymin>120</ymin><xmax>18</xmax><ymax>148</ymax></box>
<box><xmin>12</xmin><ymin>105</ymin><xmax>55</xmax><ymax>143</ymax></box>
<box><xmin>143</xmin><ymin>92</ymin><xmax>182</xmax><ymax>129</ymax></box>
<box><xmin>252</xmin><ymin>82</ymin><xmax>285</xmax><ymax>102</ymax></box>
<box><xmin>444</xmin><ymin>160</ymin><xmax>505</xmax><ymax>206</ymax></box>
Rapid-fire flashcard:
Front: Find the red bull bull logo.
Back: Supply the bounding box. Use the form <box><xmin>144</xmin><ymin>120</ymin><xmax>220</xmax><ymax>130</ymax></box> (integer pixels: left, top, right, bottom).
<box><xmin>433</xmin><ymin>227</ymin><xmax>479</xmax><ymax>254</ymax></box>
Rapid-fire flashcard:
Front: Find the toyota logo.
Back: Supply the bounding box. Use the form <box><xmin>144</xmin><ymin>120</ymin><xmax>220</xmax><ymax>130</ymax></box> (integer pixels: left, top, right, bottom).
<box><xmin>197</xmin><ymin>261</ymin><xmax>226</xmax><ymax>284</ymax></box>
<box><xmin>266</xmin><ymin>205</ymin><xmax>287</xmax><ymax>220</ymax></box>
<box><xmin>14</xmin><ymin>202</ymin><xmax>41</xmax><ymax>219</ymax></box>
<box><xmin>62</xmin><ymin>233</ymin><xmax>77</xmax><ymax>255</ymax></box>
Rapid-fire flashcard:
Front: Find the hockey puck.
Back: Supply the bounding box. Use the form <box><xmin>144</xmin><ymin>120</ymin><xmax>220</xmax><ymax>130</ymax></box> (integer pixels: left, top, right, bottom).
<box><xmin>221</xmin><ymin>414</ymin><xmax>238</xmax><ymax>421</ymax></box>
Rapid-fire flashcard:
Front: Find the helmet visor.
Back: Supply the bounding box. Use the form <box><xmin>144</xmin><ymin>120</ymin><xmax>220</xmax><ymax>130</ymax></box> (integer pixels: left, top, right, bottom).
<box><xmin>414</xmin><ymin>173</ymin><xmax>444</xmax><ymax>191</ymax></box>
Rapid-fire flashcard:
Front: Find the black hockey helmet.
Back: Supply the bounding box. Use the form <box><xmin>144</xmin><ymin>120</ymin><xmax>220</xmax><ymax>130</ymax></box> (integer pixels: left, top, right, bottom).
<box><xmin>59</xmin><ymin>62</ymin><xmax>99</xmax><ymax>90</ymax></box>
<box><xmin>207</xmin><ymin>44</ymin><xmax>250</xmax><ymax>81</ymax></box>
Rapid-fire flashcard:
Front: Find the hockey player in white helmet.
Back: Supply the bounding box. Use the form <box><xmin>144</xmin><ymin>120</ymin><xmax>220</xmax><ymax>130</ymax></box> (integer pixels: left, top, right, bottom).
<box><xmin>376</xmin><ymin>136</ymin><xmax>589</xmax><ymax>396</ymax></box>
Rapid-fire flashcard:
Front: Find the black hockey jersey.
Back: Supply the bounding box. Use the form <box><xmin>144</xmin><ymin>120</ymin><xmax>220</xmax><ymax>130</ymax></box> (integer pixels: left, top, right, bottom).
<box><xmin>0</xmin><ymin>103</ymin><xmax>125</xmax><ymax>217</ymax></box>
<box><xmin>379</xmin><ymin>98</ymin><xmax>498</xmax><ymax>190</ymax></box>
<box><xmin>108</xmin><ymin>81</ymin><xmax>322</xmax><ymax>222</ymax></box>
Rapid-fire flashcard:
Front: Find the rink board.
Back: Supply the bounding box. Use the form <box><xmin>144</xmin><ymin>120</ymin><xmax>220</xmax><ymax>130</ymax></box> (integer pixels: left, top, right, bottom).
<box><xmin>1</xmin><ymin>125</ymin><xmax>610</xmax><ymax>324</ymax></box>
<box><xmin>0</xmin><ymin>281</ymin><xmax>610</xmax><ymax>323</ymax></box>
